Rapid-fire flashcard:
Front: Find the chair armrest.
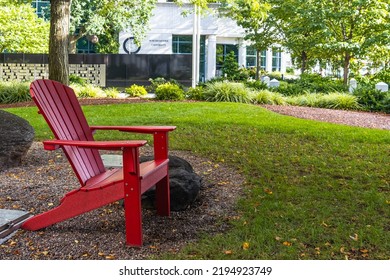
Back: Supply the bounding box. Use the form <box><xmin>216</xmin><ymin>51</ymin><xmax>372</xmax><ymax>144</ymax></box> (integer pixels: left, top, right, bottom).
<box><xmin>90</xmin><ymin>126</ymin><xmax>176</xmax><ymax>134</ymax></box>
<box><xmin>43</xmin><ymin>139</ymin><xmax>147</xmax><ymax>151</ymax></box>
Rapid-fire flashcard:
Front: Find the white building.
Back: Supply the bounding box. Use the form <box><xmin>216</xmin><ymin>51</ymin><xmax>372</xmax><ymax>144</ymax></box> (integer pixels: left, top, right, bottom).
<box><xmin>119</xmin><ymin>1</ymin><xmax>292</xmax><ymax>82</ymax></box>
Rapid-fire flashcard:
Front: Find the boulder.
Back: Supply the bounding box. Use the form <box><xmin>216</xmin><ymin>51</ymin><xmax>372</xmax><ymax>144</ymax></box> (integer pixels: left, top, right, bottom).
<box><xmin>141</xmin><ymin>155</ymin><xmax>202</xmax><ymax>211</ymax></box>
<box><xmin>0</xmin><ymin>110</ymin><xmax>34</xmax><ymax>171</ymax></box>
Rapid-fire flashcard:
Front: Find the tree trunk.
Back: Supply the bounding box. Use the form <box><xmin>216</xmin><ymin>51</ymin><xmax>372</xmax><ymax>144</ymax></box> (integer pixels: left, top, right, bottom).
<box><xmin>300</xmin><ymin>51</ymin><xmax>307</xmax><ymax>74</ymax></box>
<box><xmin>343</xmin><ymin>52</ymin><xmax>351</xmax><ymax>85</ymax></box>
<box><xmin>49</xmin><ymin>0</ymin><xmax>71</xmax><ymax>85</ymax></box>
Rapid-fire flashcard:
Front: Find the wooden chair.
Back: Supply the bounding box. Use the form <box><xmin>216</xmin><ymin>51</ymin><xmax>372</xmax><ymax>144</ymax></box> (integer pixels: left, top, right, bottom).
<box><xmin>22</xmin><ymin>79</ymin><xmax>176</xmax><ymax>246</ymax></box>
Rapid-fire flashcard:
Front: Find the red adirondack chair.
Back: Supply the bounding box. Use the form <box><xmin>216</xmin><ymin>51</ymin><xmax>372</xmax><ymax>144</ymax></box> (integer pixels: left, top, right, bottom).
<box><xmin>22</xmin><ymin>79</ymin><xmax>176</xmax><ymax>246</ymax></box>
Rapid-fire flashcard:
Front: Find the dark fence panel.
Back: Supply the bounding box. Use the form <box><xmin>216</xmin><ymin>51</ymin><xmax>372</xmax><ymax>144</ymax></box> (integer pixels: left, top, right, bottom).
<box><xmin>1</xmin><ymin>53</ymin><xmax>192</xmax><ymax>87</ymax></box>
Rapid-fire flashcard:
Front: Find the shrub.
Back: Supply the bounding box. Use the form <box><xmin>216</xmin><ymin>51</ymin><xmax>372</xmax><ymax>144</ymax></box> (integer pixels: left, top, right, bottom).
<box><xmin>104</xmin><ymin>87</ymin><xmax>120</xmax><ymax>98</ymax></box>
<box><xmin>155</xmin><ymin>83</ymin><xmax>185</xmax><ymax>101</ymax></box>
<box><xmin>286</xmin><ymin>92</ymin><xmax>360</xmax><ymax>110</ymax></box>
<box><xmin>0</xmin><ymin>81</ymin><xmax>30</xmax><ymax>104</ymax></box>
<box><xmin>125</xmin><ymin>84</ymin><xmax>148</xmax><ymax>97</ymax></box>
<box><xmin>202</xmin><ymin>81</ymin><xmax>253</xmax><ymax>103</ymax></box>
<box><xmin>147</xmin><ymin>77</ymin><xmax>167</xmax><ymax>92</ymax></box>
<box><xmin>352</xmin><ymin>85</ymin><xmax>390</xmax><ymax>113</ymax></box>
<box><xmin>186</xmin><ymin>86</ymin><xmax>205</xmax><ymax>101</ymax></box>
<box><xmin>71</xmin><ymin>83</ymin><xmax>106</xmax><ymax>98</ymax></box>
<box><xmin>317</xmin><ymin>92</ymin><xmax>360</xmax><ymax>110</ymax></box>
<box><xmin>245</xmin><ymin>79</ymin><xmax>268</xmax><ymax>90</ymax></box>
<box><xmin>286</xmin><ymin>93</ymin><xmax>320</xmax><ymax>107</ymax></box>
<box><xmin>221</xmin><ymin>51</ymin><xmax>240</xmax><ymax>80</ymax></box>
<box><xmin>69</xmin><ymin>74</ymin><xmax>86</xmax><ymax>86</ymax></box>
<box><xmin>272</xmin><ymin>81</ymin><xmax>307</xmax><ymax>96</ymax></box>
<box><xmin>253</xmin><ymin>90</ymin><xmax>286</xmax><ymax>105</ymax></box>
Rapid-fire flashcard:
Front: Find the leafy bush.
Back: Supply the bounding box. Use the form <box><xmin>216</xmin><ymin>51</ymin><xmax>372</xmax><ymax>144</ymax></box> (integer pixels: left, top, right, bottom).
<box><xmin>317</xmin><ymin>93</ymin><xmax>360</xmax><ymax>110</ymax></box>
<box><xmin>372</xmin><ymin>69</ymin><xmax>390</xmax><ymax>84</ymax></box>
<box><xmin>352</xmin><ymin>85</ymin><xmax>390</xmax><ymax>113</ymax></box>
<box><xmin>104</xmin><ymin>87</ymin><xmax>120</xmax><ymax>98</ymax></box>
<box><xmin>125</xmin><ymin>84</ymin><xmax>148</xmax><ymax>97</ymax></box>
<box><xmin>253</xmin><ymin>90</ymin><xmax>286</xmax><ymax>105</ymax></box>
<box><xmin>286</xmin><ymin>92</ymin><xmax>360</xmax><ymax>110</ymax></box>
<box><xmin>155</xmin><ymin>83</ymin><xmax>185</xmax><ymax>101</ymax></box>
<box><xmin>0</xmin><ymin>81</ymin><xmax>30</xmax><ymax>104</ymax></box>
<box><xmin>147</xmin><ymin>77</ymin><xmax>185</xmax><ymax>92</ymax></box>
<box><xmin>221</xmin><ymin>51</ymin><xmax>240</xmax><ymax>80</ymax></box>
<box><xmin>69</xmin><ymin>74</ymin><xmax>86</xmax><ymax>86</ymax></box>
<box><xmin>186</xmin><ymin>86</ymin><xmax>205</xmax><ymax>101</ymax></box>
<box><xmin>202</xmin><ymin>81</ymin><xmax>253</xmax><ymax>103</ymax></box>
<box><xmin>71</xmin><ymin>83</ymin><xmax>106</xmax><ymax>98</ymax></box>
<box><xmin>286</xmin><ymin>93</ymin><xmax>320</xmax><ymax>107</ymax></box>
<box><xmin>147</xmin><ymin>77</ymin><xmax>168</xmax><ymax>92</ymax></box>
<box><xmin>245</xmin><ymin>79</ymin><xmax>268</xmax><ymax>90</ymax></box>
<box><xmin>271</xmin><ymin>81</ymin><xmax>307</xmax><ymax>96</ymax></box>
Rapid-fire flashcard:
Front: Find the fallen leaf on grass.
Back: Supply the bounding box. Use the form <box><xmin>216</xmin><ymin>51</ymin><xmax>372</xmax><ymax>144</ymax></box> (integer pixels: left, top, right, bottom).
<box><xmin>283</xmin><ymin>241</ymin><xmax>292</xmax><ymax>246</ymax></box>
<box><xmin>264</xmin><ymin>189</ymin><xmax>273</xmax><ymax>195</ymax></box>
<box><xmin>349</xmin><ymin>233</ymin><xmax>358</xmax><ymax>241</ymax></box>
<box><xmin>224</xmin><ymin>250</ymin><xmax>232</xmax><ymax>255</ymax></box>
<box><xmin>242</xmin><ymin>242</ymin><xmax>250</xmax><ymax>250</ymax></box>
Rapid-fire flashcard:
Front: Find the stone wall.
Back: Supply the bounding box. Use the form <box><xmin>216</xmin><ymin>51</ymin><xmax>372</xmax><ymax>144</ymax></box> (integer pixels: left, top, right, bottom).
<box><xmin>0</xmin><ymin>63</ymin><xmax>106</xmax><ymax>87</ymax></box>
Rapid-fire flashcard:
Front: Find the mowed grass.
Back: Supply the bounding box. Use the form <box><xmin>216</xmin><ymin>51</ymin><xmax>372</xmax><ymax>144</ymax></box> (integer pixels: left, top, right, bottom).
<box><xmin>5</xmin><ymin>102</ymin><xmax>390</xmax><ymax>259</ymax></box>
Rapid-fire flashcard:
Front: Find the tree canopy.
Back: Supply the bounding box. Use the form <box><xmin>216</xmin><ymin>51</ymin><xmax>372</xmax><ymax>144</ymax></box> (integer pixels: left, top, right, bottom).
<box><xmin>0</xmin><ymin>2</ymin><xmax>49</xmax><ymax>53</ymax></box>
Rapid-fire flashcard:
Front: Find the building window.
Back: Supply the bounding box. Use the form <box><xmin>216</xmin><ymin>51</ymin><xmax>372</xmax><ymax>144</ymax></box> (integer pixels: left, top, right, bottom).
<box><xmin>172</xmin><ymin>35</ymin><xmax>193</xmax><ymax>54</ymax></box>
<box><xmin>272</xmin><ymin>48</ymin><xmax>281</xmax><ymax>72</ymax></box>
<box><xmin>246</xmin><ymin>46</ymin><xmax>266</xmax><ymax>69</ymax></box>
<box><xmin>216</xmin><ymin>44</ymin><xmax>238</xmax><ymax>70</ymax></box>
<box><xmin>31</xmin><ymin>0</ymin><xmax>50</xmax><ymax>20</ymax></box>
<box><xmin>172</xmin><ymin>35</ymin><xmax>206</xmax><ymax>82</ymax></box>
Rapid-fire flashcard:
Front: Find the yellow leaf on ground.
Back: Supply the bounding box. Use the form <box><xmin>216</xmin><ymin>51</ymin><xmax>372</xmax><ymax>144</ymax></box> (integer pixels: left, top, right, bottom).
<box><xmin>242</xmin><ymin>242</ymin><xmax>250</xmax><ymax>250</ymax></box>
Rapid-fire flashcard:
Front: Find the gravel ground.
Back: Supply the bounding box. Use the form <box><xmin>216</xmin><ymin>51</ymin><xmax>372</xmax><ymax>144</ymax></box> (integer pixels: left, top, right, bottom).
<box><xmin>0</xmin><ymin>100</ymin><xmax>388</xmax><ymax>260</ymax></box>
<box><xmin>0</xmin><ymin>143</ymin><xmax>245</xmax><ymax>260</ymax></box>
<box><xmin>262</xmin><ymin>105</ymin><xmax>390</xmax><ymax>130</ymax></box>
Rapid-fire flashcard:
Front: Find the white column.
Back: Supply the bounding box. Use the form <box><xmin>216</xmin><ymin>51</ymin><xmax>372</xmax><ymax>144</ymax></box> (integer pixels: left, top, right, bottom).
<box><xmin>206</xmin><ymin>35</ymin><xmax>217</xmax><ymax>81</ymax></box>
<box><xmin>280</xmin><ymin>51</ymin><xmax>287</xmax><ymax>73</ymax></box>
<box><xmin>192</xmin><ymin>4</ymin><xmax>198</xmax><ymax>88</ymax></box>
<box><xmin>266</xmin><ymin>48</ymin><xmax>273</xmax><ymax>72</ymax></box>
<box><xmin>238</xmin><ymin>41</ymin><xmax>246</xmax><ymax>68</ymax></box>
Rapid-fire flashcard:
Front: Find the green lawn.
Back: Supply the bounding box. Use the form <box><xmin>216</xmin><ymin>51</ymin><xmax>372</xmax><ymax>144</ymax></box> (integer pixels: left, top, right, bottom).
<box><xmin>5</xmin><ymin>102</ymin><xmax>390</xmax><ymax>259</ymax></box>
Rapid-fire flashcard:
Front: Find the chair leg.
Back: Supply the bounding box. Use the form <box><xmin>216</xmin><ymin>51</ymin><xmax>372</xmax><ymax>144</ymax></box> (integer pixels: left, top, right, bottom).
<box><xmin>155</xmin><ymin>175</ymin><xmax>170</xmax><ymax>216</ymax></box>
<box><xmin>124</xmin><ymin>178</ymin><xmax>143</xmax><ymax>247</ymax></box>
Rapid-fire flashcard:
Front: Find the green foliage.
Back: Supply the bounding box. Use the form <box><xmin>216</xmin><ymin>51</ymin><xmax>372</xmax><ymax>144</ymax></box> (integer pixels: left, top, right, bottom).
<box><xmin>125</xmin><ymin>84</ymin><xmax>148</xmax><ymax>97</ymax></box>
<box><xmin>69</xmin><ymin>74</ymin><xmax>87</xmax><ymax>86</ymax></box>
<box><xmin>221</xmin><ymin>51</ymin><xmax>241</xmax><ymax>80</ymax></box>
<box><xmin>71</xmin><ymin>83</ymin><xmax>106</xmax><ymax>98</ymax></box>
<box><xmin>271</xmin><ymin>81</ymin><xmax>306</xmax><ymax>96</ymax></box>
<box><xmin>147</xmin><ymin>77</ymin><xmax>168</xmax><ymax>92</ymax></box>
<box><xmin>104</xmin><ymin>87</ymin><xmax>120</xmax><ymax>98</ymax></box>
<box><xmin>0</xmin><ymin>3</ymin><xmax>49</xmax><ymax>53</ymax></box>
<box><xmin>203</xmin><ymin>81</ymin><xmax>253</xmax><ymax>103</ymax></box>
<box><xmin>352</xmin><ymin>85</ymin><xmax>390</xmax><ymax>113</ymax></box>
<box><xmin>372</xmin><ymin>69</ymin><xmax>390</xmax><ymax>85</ymax></box>
<box><xmin>70</xmin><ymin>0</ymin><xmax>156</xmax><ymax>53</ymax></box>
<box><xmin>0</xmin><ymin>81</ymin><xmax>30</xmax><ymax>104</ymax></box>
<box><xmin>286</xmin><ymin>92</ymin><xmax>360</xmax><ymax>110</ymax></box>
<box><xmin>245</xmin><ymin>79</ymin><xmax>268</xmax><ymax>90</ymax></box>
<box><xmin>253</xmin><ymin>90</ymin><xmax>286</xmax><ymax>105</ymax></box>
<box><xmin>186</xmin><ymin>86</ymin><xmax>205</xmax><ymax>101</ymax></box>
<box><xmin>272</xmin><ymin>74</ymin><xmax>348</xmax><ymax>96</ymax></box>
<box><xmin>155</xmin><ymin>83</ymin><xmax>185</xmax><ymax>101</ymax></box>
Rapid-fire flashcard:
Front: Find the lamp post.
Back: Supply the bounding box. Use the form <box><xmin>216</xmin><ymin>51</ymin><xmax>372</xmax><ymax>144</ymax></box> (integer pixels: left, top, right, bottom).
<box><xmin>192</xmin><ymin>4</ymin><xmax>201</xmax><ymax>88</ymax></box>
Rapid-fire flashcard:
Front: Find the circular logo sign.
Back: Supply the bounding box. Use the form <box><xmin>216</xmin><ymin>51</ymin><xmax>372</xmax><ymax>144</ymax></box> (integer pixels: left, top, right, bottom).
<box><xmin>123</xmin><ymin>37</ymin><xmax>141</xmax><ymax>54</ymax></box>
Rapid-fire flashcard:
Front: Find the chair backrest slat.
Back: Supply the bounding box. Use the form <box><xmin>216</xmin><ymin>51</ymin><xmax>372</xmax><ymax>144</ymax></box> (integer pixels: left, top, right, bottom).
<box><xmin>30</xmin><ymin>79</ymin><xmax>106</xmax><ymax>186</ymax></box>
